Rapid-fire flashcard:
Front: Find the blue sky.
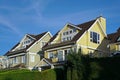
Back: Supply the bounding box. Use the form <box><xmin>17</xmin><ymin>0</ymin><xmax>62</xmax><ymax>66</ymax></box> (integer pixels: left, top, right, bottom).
<box><xmin>0</xmin><ymin>0</ymin><xmax>120</xmax><ymax>55</ymax></box>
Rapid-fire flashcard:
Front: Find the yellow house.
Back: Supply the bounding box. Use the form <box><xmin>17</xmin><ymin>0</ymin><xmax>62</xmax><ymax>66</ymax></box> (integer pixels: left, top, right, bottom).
<box><xmin>108</xmin><ymin>28</ymin><xmax>120</xmax><ymax>53</ymax></box>
<box><xmin>4</xmin><ymin>31</ymin><xmax>52</xmax><ymax>70</ymax></box>
<box><xmin>39</xmin><ymin>16</ymin><xmax>109</xmax><ymax>69</ymax></box>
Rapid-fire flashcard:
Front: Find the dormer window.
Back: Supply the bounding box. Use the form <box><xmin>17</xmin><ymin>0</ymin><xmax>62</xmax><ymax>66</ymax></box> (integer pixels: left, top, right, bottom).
<box><xmin>23</xmin><ymin>40</ymin><xmax>31</xmax><ymax>44</ymax></box>
<box><xmin>62</xmin><ymin>28</ymin><xmax>78</xmax><ymax>42</ymax></box>
<box><xmin>90</xmin><ymin>31</ymin><xmax>100</xmax><ymax>44</ymax></box>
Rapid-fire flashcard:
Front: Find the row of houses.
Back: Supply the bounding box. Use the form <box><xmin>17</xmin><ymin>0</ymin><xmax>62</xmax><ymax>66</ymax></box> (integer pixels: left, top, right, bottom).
<box><xmin>1</xmin><ymin>16</ymin><xmax>120</xmax><ymax>70</ymax></box>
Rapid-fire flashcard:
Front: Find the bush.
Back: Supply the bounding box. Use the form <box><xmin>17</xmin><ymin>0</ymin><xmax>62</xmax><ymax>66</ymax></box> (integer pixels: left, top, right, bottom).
<box><xmin>66</xmin><ymin>51</ymin><xmax>120</xmax><ymax>80</ymax></box>
<box><xmin>0</xmin><ymin>68</ymin><xmax>64</xmax><ymax>80</ymax></box>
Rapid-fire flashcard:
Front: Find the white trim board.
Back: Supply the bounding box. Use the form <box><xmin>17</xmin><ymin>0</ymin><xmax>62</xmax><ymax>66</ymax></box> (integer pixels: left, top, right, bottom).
<box><xmin>97</xmin><ymin>20</ymin><xmax>107</xmax><ymax>37</ymax></box>
<box><xmin>46</xmin><ymin>45</ymin><xmax>74</xmax><ymax>52</ymax></box>
<box><xmin>39</xmin><ymin>58</ymin><xmax>53</xmax><ymax>67</ymax></box>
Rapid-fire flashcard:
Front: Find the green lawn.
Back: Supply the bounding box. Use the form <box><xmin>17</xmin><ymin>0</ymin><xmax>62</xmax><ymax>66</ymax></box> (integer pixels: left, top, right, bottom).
<box><xmin>0</xmin><ymin>69</ymin><xmax>64</xmax><ymax>80</ymax></box>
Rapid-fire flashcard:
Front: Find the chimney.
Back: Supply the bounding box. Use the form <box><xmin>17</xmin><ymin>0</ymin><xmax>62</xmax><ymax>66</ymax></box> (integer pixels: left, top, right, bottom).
<box><xmin>98</xmin><ymin>16</ymin><xmax>106</xmax><ymax>33</ymax></box>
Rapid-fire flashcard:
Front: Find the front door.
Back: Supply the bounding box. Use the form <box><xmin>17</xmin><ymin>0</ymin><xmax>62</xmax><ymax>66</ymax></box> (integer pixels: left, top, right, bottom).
<box><xmin>58</xmin><ymin>50</ymin><xmax>64</xmax><ymax>61</ymax></box>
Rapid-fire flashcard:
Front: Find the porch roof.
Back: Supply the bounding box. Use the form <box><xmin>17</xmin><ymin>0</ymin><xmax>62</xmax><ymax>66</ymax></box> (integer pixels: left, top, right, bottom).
<box><xmin>43</xmin><ymin>41</ymin><xmax>75</xmax><ymax>50</ymax></box>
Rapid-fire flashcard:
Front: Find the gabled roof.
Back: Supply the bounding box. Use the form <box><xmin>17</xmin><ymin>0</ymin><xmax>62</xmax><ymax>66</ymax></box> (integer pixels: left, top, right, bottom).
<box><xmin>40</xmin><ymin>58</ymin><xmax>65</xmax><ymax>67</ymax></box>
<box><xmin>72</xmin><ymin>19</ymin><xmax>96</xmax><ymax>41</ymax></box>
<box><xmin>5</xmin><ymin>32</ymin><xmax>48</xmax><ymax>56</ymax></box>
<box><xmin>108</xmin><ymin>28</ymin><xmax>120</xmax><ymax>43</ymax></box>
<box><xmin>43</xmin><ymin>19</ymin><xmax>96</xmax><ymax>50</ymax></box>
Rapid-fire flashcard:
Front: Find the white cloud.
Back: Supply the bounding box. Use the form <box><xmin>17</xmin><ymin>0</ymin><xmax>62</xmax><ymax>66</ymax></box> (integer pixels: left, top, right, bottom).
<box><xmin>0</xmin><ymin>16</ymin><xmax>22</xmax><ymax>36</ymax></box>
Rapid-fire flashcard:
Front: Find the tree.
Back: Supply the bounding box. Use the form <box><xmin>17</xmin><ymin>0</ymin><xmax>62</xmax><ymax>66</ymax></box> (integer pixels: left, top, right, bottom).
<box><xmin>66</xmin><ymin>49</ymin><xmax>85</xmax><ymax>80</ymax></box>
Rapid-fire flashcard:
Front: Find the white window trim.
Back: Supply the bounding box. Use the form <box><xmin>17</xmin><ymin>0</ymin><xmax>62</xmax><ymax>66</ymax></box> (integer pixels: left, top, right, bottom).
<box><xmin>90</xmin><ymin>31</ymin><xmax>100</xmax><ymax>44</ymax></box>
<box><xmin>46</xmin><ymin>45</ymin><xmax>72</xmax><ymax>52</ymax></box>
<box><xmin>48</xmin><ymin>52</ymin><xmax>53</xmax><ymax>59</ymax></box>
<box><xmin>57</xmin><ymin>50</ymin><xmax>65</xmax><ymax>61</ymax></box>
<box><xmin>13</xmin><ymin>57</ymin><xmax>18</xmax><ymax>64</ymax></box>
<box><xmin>62</xmin><ymin>28</ymin><xmax>78</xmax><ymax>42</ymax></box>
<box><xmin>21</xmin><ymin>56</ymin><xmax>25</xmax><ymax>63</ymax></box>
<box><xmin>30</xmin><ymin>55</ymin><xmax>35</xmax><ymax>62</ymax></box>
<box><xmin>16</xmin><ymin>57</ymin><xmax>18</xmax><ymax>63</ymax></box>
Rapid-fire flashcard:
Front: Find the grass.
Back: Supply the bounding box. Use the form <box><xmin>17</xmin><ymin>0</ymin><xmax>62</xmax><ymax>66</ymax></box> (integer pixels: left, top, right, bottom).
<box><xmin>0</xmin><ymin>69</ymin><xmax>64</xmax><ymax>80</ymax></box>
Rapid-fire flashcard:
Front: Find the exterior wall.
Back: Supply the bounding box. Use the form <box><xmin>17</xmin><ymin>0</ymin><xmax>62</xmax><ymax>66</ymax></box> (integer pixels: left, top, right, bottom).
<box><xmin>26</xmin><ymin>53</ymin><xmax>40</xmax><ymax>69</ymax></box>
<box><xmin>27</xmin><ymin>33</ymin><xmax>51</xmax><ymax>69</ymax></box>
<box><xmin>29</xmin><ymin>33</ymin><xmax>51</xmax><ymax>53</ymax></box>
<box><xmin>77</xmin><ymin>21</ymin><xmax>109</xmax><ymax>57</ymax></box>
<box><xmin>8</xmin><ymin>54</ymin><xmax>26</xmax><ymax>67</ymax></box>
<box><xmin>116</xmin><ymin>44</ymin><xmax>120</xmax><ymax>51</ymax></box>
<box><xmin>110</xmin><ymin>43</ymin><xmax>120</xmax><ymax>53</ymax></box>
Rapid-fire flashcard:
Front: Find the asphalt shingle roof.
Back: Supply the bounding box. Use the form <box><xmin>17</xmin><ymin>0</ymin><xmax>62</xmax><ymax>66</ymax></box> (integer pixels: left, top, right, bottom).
<box><xmin>108</xmin><ymin>28</ymin><xmax>120</xmax><ymax>43</ymax></box>
<box><xmin>5</xmin><ymin>32</ymin><xmax>48</xmax><ymax>56</ymax></box>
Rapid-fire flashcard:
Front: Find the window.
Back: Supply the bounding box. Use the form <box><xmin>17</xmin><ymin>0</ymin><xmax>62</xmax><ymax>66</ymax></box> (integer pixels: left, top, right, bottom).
<box><xmin>30</xmin><ymin>55</ymin><xmax>35</xmax><ymax>62</ymax></box>
<box><xmin>63</xmin><ymin>30</ymin><xmax>73</xmax><ymax>36</ymax></box>
<box><xmin>64</xmin><ymin>49</ymin><xmax>71</xmax><ymax>55</ymax></box>
<box><xmin>70</xmin><ymin>30</ymin><xmax>72</xmax><ymax>34</ymax></box>
<box><xmin>13</xmin><ymin>57</ymin><xmax>18</xmax><ymax>64</ymax></box>
<box><xmin>63</xmin><ymin>32</ymin><xmax>65</xmax><ymax>35</ymax></box>
<box><xmin>66</xmin><ymin>32</ymin><xmax>69</xmax><ymax>35</ymax></box>
<box><xmin>23</xmin><ymin>40</ymin><xmax>31</xmax><ymax>45</ymax></box>
<box><xmin>90</xmin><ymin>31</ymin><xmax>100</xmax><ymax>44</ymax></box>
<box><xmin>66</xmin><ymin>37</ymin><xmax>71</xmax><ymax>41</ymax></box>
<box><xmin>58</xmin><ymin>50</ymin><xmax>64</xmax><ymax>61</ymax></box>
<box><xmin>62</xmin><ymin>38</ymin><xmax>66</xmax><ymax>41</ymax></box>
<box><xmin>48</xmin><ymin>52</ymin><xmax>53</xmax><ymax>59</ymax></box>
<box><xmin>21</xmin><ymin>56</ymin><xmax>25</xmax><ymax>63</ymax></box>
<box><xmin>73</xmin><ymin>28</ymin><xmax>76</xmax><ymax>32</ymax></box>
